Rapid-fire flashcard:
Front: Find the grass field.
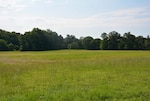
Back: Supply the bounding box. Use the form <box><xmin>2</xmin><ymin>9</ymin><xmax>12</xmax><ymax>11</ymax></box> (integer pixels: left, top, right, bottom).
<box><xmin>0</xmin><ymin>50</ymin><xmax>150</xmax><ymax>101</ymax></box>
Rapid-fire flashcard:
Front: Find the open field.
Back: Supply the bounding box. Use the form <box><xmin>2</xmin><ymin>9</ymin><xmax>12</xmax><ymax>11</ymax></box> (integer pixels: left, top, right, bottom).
<box><xmin>0</xmin><ymin>50</ymin><xmax>150</xmax><ymax>101</ymax></box>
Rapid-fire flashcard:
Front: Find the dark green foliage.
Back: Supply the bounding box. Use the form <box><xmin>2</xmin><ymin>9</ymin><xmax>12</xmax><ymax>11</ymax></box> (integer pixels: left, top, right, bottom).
<box><xmin>0</xmin><ymin>28</ymin><xmax>150</xmax><ymax>51</ymax></box>
<box><xmin>91</xmin><ymin>38</ymin><xmax>101</xmax><ymax>50</ymax></box>
<box><xmin>118</xmin><ymin>37</ymin><xmax>126</xmax><ymax>50</ymax></box>
<box><xmin>0</xmin><ymin>29</ymin><xmax>21</xmax><ymax>51</ymax></box>
<box><xmin>100</xmin><ymin>33</ymin><xmax>109</xmax><ymax>50</ymax></box>
<box><xmin>64</xmin><ymin>35</ymin><xmax>78</xmax><ymax>49</ymax></box>
<box><xmin>82</xmin><ymin>36</ymin><xmax>94</xmax><ymax>50</ymax></box>
<box><xmin>145</xmin><ymin>36</ymin><xmax>150</xmax><ymax>50</ymax></box>
<box><xmin>123</xmin><ymin>32</ymin><xmax>136</xmax><ymax>50</ymax></box>
<box><xmin>100</xmin><ymin>31</ymin><xmax>150</xmax><ymax>50</ymax></box>
<box><xmin>108</xmin><ymin>31</ymin><xmax>121</xmax><ymax>50</ymax></box>
<box><xmin>82</xmin><ymin>37</ymin><xmax>100</xmax><ymax>50</ymax></box>
<box><xmin>21</xmin><ymin>28</ymin><xmax>63</xmax><ymax>51</ymax></box>
<box><xmin>8</xmin><ymin>43</ymin><xmax>19</xmax><ymax>51</ymax></box>
<box><xmin>135</xmin><ymin>36</ymin><xmax>145</xmax><ymax>50</ymax></box>
<box><xmin>0</xmin><ymin>39</ymin><xmax>9</xmax><ymax>51</ymax></box>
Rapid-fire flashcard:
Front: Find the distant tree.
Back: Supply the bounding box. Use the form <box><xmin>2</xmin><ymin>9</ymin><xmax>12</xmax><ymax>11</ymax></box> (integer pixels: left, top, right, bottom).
<box><xmin>81</xmin><ymin>37</ymin><xmax>101</xmax><ymax>50</ymax></box>
<box><xmin>108</xmin><ymin>31</ymin><xmax>121</xmax><ymax>50</ymax></box>
<box><xmin>145</xmin><ymin>35</ymin><xmax>150</xmax><ymax>50</ymax></box>
<box><xmin>21</xmin><ymin>32</ymin><xmax>33</xmax><ymax>50</ymax></box>
<box><xmin>82</xmin><ymin>36</ymin><xmax>93</xmax><ymax>50</ymax></box>
<box><xmin>0</xmin><ymin>29</ymin><xmax>21</xmax><ymax>50</ymax></box>
<box><xmin>78</xmin><ymin>37</ymin><xmax>84</xmax><ymax>49</ymax></box>
<box><xmin>101</xmin><ymin>32</ymin><xmax>108</xmax><ymax>39</ymax></box>
<box><xmin>21</xmin><ymin>28</ymin><xmax>64</xmax><ymax>51</ymax></box>
<box><xmin>68</xmin><ymin>41</ymin><xmax>80</xmax><ymax>49</ymax></box>
<box><xmin>90</xmin><ymin>38</ymin><xmax>101</xmax><ymax>50</ymax></box>
<box><xmin>8</xmin><ymin>32</ymin><xmax>20</xmax><ymax>47</ymax></box>
<box><xmin>0</xmin><ymin>39</ymin><xmax>9</xmax><ymax>51</ymax></box>
<box><xmin>118</xmin><ymin>37</ymin><xmax>126</xmax><ymax>50</ymax></box>
<box><xmin>100</xmin><ymin>32</ymin><xmax>108</xmax><ymax>50</ymax></box>
<box><xmin>56</xmin><ymin>35</ymin><xmax>64</xmax><ymax>49</ymax></box>
<box><xmin>8</xmin><ymin>43</ymin><xmax>19</xmax><ymax>51</ymax></box>
<box><xmin>123</xmin><ymin>32</ymin><xmax>136</xmax><ymax>50</ymax></box>
<box><xmin>135</xmin><ymin>36</ymin><xmax>145</xmax><ymax>50</ymax></box>
<box><xmin>64</xmin><ymin>35</ymin><xmax>79</xmax><ymax>49</ymax></box>
<box><xmin>0</xmin><ymin>28</ymin><xmax>150</xmax><ymax>51</ymax></box>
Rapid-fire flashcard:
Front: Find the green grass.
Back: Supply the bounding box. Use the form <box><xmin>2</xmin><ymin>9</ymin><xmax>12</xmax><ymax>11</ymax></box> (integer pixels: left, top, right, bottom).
<box><xmin>0</xmin><ymin>50</ymin><xmax>150</xmax><ymax>101</ymax></box>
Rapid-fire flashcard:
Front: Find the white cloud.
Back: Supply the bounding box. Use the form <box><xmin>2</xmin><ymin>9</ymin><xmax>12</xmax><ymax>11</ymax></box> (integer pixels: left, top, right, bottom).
<box><xmin>45</xmin><ymin>7</ymin><xmax>150</xmax><ymax>29</ymax></box>
<box><xmin>85</xmin><ymin>7</ymin><xmax>150</xmax><ymax>28</ymax></box>
<box><xmin>0</xmin><ymin>0</ymin><xmax>54</xmax><ymax>14</ymax></box>
<box><xmin>0</xmin><ymin>7</ymin><xmax>150</xmax><ymax>37</ymax></box>
<box><xmin>108</xmin><ymin>8</ymin><xmax>148</xmax><ymax>17</ymax></box>
<box><xmin>0</xmin><ymin>0</ymin><xmax>26</xmax><ymax>11</ymax></box>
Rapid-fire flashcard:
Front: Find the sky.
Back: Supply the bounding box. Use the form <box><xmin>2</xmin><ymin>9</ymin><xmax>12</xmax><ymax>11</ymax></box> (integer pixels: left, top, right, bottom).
<box><xmin>0</xmin><ymin>0</ymin><xmax>150</xmax><ymax>38</ymax></box>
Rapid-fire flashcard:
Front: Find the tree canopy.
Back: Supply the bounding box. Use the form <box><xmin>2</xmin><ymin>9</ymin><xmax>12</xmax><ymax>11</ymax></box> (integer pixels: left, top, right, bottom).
<box><xmin>0</xmin><ymin>28</ymin><xmax>149</xmax><ymax>51</ymax></box>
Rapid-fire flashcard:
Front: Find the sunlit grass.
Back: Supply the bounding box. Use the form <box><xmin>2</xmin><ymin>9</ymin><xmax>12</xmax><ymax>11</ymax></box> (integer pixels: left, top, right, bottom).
<box><xmin>0</xmin><ymin>50</ymin><xmax>150</xmax><ymax>101</ymax></box>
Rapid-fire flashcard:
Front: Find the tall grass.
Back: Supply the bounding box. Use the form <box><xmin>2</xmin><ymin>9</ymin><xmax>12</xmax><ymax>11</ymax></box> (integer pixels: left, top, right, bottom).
<box><xmin>0</xmin><ymin>50</ymin><xmax>150</xmax><ymax>101</ymax></box>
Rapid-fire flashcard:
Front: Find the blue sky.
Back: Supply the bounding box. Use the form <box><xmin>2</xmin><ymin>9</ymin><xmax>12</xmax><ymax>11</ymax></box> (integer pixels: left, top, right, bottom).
<box><xmin>0</xmin><ymin>0</ymin><xmax>150</xmax><ymax>38</ymax></box>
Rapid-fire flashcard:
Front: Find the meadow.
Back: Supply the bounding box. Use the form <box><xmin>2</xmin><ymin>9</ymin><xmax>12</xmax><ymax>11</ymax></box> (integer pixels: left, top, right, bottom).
<box><xmin>0</xmin><ymin>50</ymin><xmax>150</xmax><ymax>101</ymax></box>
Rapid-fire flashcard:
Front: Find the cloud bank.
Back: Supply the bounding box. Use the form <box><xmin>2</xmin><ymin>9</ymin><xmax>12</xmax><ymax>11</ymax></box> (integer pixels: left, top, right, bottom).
<box><xmin>0</xmin><ymin>0</ymin><xmax>149</xmax><ymax>37</ymax></box>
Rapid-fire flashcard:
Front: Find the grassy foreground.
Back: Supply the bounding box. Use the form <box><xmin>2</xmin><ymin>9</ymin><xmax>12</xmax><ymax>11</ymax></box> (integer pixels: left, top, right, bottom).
<box><xmin>0</xmin><ymin>50</ymin><xmax>150</xmax><ymax>101</ymax></box>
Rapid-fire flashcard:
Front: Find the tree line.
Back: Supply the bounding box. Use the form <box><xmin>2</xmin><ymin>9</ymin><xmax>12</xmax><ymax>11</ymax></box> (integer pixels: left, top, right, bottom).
<box><xmin>0</xmin><ymin>28</ymin><xmax>150</xmax><ymax>51</ymax></box>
